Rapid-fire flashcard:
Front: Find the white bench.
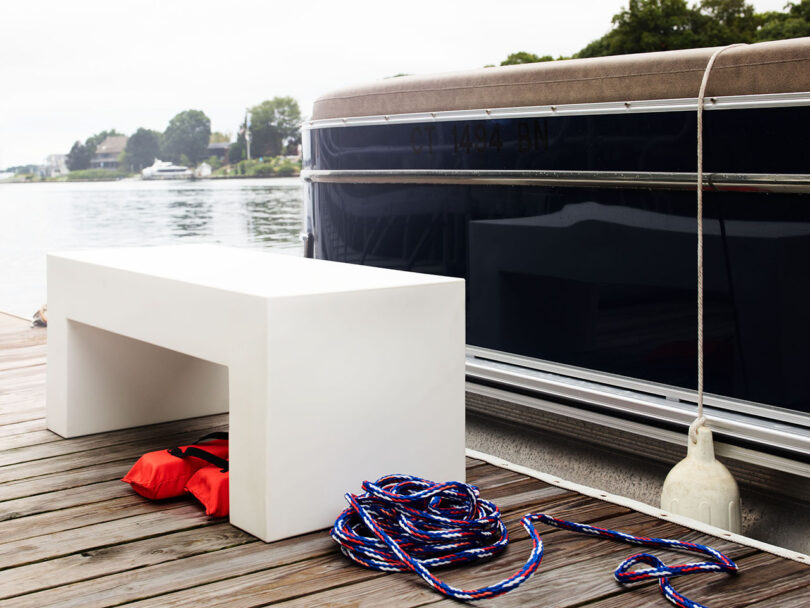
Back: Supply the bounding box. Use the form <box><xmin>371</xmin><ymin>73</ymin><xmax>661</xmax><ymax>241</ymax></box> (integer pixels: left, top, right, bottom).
<box><xmin>46</xmin><ymin>244</ymin><xmax>465</xmax><ymax>542</ymax></box>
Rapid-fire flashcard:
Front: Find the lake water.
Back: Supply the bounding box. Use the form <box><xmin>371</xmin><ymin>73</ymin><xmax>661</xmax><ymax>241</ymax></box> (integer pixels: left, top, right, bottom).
<box><xmin>0</xmin><ymin>178</ymin><xmax>305</xmax><ymax>318</ymax></box>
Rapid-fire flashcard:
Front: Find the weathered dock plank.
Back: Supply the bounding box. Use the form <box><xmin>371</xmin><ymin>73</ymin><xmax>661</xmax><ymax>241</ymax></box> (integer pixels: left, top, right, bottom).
<box><xmin>1</xmin><ymin>530</ymin><xmax>338</xmax><ymax>608</ymax></box>
<box><xmin>0</xmin><ymin>428</ymin><xmax>61</xmax><ymax>451</ymax></box>
<box><xmin>0</xmin><ymin>524</ymin><xmax>254</xmax><ymax>602</ymax></box>
<box><xmin>0</xmin><ymin>418</ymin><xmax>47</xmax><ymax>439</ymax></box>
<box><xmin>0</xmin><ymin>311</ymin><xmax>807</xmax><ymax>608</ymax></box>
<box><xmin>0</xmin><ymin>414</ymin><xmax>227</xmax><ymax>462</ymax></box>
<box><xmin>0</xmin><ymin>406</ymin><xmax>46</xmax><ymax>427</ymax></box>
<box><xmin>0</xmin><ymin>423</ymin><xmax>229</xmax><ymax>482</ymax></box>
<box><xmin>0</xmin><ymin>493</ymin><xmax>186</xmax><ymax>544</ymax></box>
<box><xmin>582</xmin><ymin>551</ymin><xmax>810</xmax><ymax>607</ymax></box>
<box><xmin>103</xmin><ymin>490</ymin><xmax>629</xmax><ymax>608</ymax></box>
<box><xmin>0</xmin><ymin>479</ymin><xmax>136</xmax><ymax>520</ymax></box>
<box><xmin>0</xmin><ymin>504</ymin><xmax>215</xmax><ymax>570</ymax></box>
<box><xmin>744</xmin><ymin>583</ymin><xmax>810</xmax><ymax>608</ymax></box>
<box><xmin>0</xmin><ymin>458</ymin><xmax>150</xmax><ymax>502</ymax></box>
<box><xmin>118</xmin><ymin>553</ymin><xmax>382</xmax><ymax>608</ymax></box>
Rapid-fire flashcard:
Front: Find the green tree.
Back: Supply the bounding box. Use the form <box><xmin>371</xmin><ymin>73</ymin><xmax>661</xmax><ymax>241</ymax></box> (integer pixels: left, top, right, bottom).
<box><xmin>497</xmin><ymin>2</ymin><xmax>807</xmax><ymax>66</ymax></box>
<box><xmin>228</xmin><ymin>140</ymin><xmax>246</xmax><ymax>164</ymax></box>
<box><xmin>229</xmin><ymin>116</ymin><xmax>248</xmax><ymax>164</ymax></box>
<box><xmin>85</xmin><ymin>129</ymin><xmax>122</xmax><ymax>150</ymax></box>
<box><xmin>248</xmin><ymin>97</ymin><xmax>302</xmax><ymax>157</ymax></box>
<box><xmin>577</xmin><ymin>0</ymin><xmax>702</xmax><ymax>57</ymax></box>
<box><xmin>500</xmin><ymin>52</ymin><xmax>554</xmax><ymax>65</ymax></box>
<box><xmin>575</xmin><ymin>0</ymin><xmax>804</xmax><ymax>59</ymax></box>
<box><xmin>162</xmin><ymin>109</ymin><xmax>211</xmax><ymax>164</ymax></box>
<box><xmin>694</xmin><ymin>0</ymin><xmax>760</xmax><ymax>45</ymax></box>
<box><xmin>65</xmin><ymin>129</ymin><xmax>122</xmax><ymax>171</ymax></box>
<box><xmin>756</xmin><ymin>0</ymin><xmax>810</xmax><ymax>40</ymax></box>
<box><xmin>122</xmin><ymin>128</ymin><xmax>161</xmax><ymax>171</ymax></box>
<box><xmin>209</xmin><ymin>131</ymin><xmax>231</xmax><ymax>143</ymax></box>
<box><xmin>66</xmin><ymin>141</ymin><xmax>93</xmax><ymax>171</ymax></box>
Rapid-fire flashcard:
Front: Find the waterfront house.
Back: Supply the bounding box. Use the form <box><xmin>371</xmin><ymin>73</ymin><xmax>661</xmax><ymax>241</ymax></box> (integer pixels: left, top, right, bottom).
<box><xmin>206</xmin><ymin>141</ymin><xmax>231</xmax><ymax>161</ymax></box>
<box><xmin>45</xmin><ymin>153</ymin><xmax>68</xmax><ymax>177</ymax></box>
<box><xmin>90</xmin><ymin>135</ymin><xmax>128</xmax><ymax>170</ymax></box>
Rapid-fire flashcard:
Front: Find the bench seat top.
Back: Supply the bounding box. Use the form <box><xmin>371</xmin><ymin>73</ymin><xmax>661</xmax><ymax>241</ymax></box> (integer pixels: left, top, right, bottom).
<box><xmin>49</xmin><ymin>245</ymin><xmax>454</xmax><ymax>299</ymax></box>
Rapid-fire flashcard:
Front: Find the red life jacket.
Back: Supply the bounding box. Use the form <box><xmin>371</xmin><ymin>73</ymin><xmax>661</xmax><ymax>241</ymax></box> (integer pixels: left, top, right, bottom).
<box><xmin>183</xmin><ymin>450</ymin><xmax>229</xmax><ymax>517</ymax></box>
<box><xmin>122</xmin><ymin>432</ymin><xmax>228</xmax><ymax>500</ymax></box>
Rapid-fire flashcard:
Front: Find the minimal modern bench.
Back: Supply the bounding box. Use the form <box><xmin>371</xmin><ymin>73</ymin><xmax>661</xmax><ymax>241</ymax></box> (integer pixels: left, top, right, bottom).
<box><xmin>46</xmin><ymin>244</ymin><xmax>465</xmax><ymax>542</ymax></box>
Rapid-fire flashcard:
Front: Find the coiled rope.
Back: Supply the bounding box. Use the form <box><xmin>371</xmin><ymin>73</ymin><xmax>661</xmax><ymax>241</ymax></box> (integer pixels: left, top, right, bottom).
<box><xmin>332</xmin><ymin>475</ymin><xmax>737</xmax><ymax>607</ymax></box>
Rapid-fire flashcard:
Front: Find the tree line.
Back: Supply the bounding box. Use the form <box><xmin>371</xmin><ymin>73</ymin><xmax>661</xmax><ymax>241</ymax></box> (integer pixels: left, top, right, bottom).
<box><xmin>499</xmin><ymin>0</ymin><xmax>810</xmax><ymax>64</ymax></box>
<box><xmin>65</xmin><ymin>96</ymin><xmax>302</xmax><ymax>172</ymax></box>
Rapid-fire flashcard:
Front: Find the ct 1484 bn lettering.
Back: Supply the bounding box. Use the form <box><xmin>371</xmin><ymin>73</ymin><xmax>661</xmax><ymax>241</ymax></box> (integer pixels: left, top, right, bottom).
<box><xmin>409</xmin><ymin>119</ymin><xmax>549</xmax><ymax>154</ymax></box>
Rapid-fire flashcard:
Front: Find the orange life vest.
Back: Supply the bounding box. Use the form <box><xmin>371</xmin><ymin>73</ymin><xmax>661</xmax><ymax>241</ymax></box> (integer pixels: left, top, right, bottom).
<box><xmin>122</xmin><ymin>432</ymin><xmax>228</xmax><ymax>500</ymax></box>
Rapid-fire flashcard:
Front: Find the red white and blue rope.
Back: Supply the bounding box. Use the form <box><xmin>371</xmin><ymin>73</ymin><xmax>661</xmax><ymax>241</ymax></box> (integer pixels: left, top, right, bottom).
<box><xmin>331</xmin><ymin>474</ymin><xmax>738</xmax><ymax>606</ymax></box>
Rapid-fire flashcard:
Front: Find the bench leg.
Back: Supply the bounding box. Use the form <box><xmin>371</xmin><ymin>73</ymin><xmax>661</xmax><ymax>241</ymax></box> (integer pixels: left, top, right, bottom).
<box><xmin>47</xmin><ymin>318</ymin><xmax>229</xmax><ymax>437</ymax></box>
<box><xmin>227</xmin><ymin>357</ymin><xmax>274</xmax><ymax>542</ymax></box>
<box><xmin>228</xmin><ymin>283</ymin><xmax>466</xmax><ymax>543</ymax></box>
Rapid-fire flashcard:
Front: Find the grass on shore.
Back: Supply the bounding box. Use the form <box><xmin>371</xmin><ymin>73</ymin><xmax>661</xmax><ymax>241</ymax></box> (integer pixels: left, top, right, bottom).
<box><xmin>64</xmin><ymin>169</ymin><xmax>132</xmax><ymax>181</ymax></box>
<box><xmin>213</xmin><ymin>157</ymin><xmax>300</xmax><ymax>178</ymax></box>
<box><xmin>2</xmin><ymin>156</ymin><xmax>302</xmax><ymax>183</ymax></box>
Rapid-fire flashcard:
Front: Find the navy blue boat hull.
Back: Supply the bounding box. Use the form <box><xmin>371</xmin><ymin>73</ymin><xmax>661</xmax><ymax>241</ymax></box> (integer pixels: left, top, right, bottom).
<box><xmin>306</xmin><ymin>108</ymin><xmax>810</xmax><ymax>415</ymax></box>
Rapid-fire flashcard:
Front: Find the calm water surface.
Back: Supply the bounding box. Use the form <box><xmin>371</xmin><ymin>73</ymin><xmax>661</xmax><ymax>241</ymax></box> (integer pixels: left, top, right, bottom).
<box><xmin>0</xmin><ymin>178</ymin><xmax>304</xmax><ymax>318</ymax></box>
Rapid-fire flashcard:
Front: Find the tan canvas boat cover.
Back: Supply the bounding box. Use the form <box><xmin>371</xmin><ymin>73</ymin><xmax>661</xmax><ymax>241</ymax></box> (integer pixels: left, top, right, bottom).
<box><xmin>312</xmin><ymin>38</ymin><xmax>810</xmax><ymax>120</ymax></box>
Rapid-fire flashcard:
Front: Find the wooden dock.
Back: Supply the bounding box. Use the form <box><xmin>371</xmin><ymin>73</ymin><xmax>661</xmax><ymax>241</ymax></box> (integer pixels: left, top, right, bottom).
<box><xmin>1</xmin><ymin>312</ymin><xmax>808</xmax><ymax>607</ymax></box>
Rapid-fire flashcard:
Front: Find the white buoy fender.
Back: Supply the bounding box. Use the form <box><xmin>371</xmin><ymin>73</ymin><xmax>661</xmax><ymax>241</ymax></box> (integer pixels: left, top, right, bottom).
<box><xmin>660</xmin><ymin>426</ymin><xmax>741</xmax><ymax>533</ymax></box>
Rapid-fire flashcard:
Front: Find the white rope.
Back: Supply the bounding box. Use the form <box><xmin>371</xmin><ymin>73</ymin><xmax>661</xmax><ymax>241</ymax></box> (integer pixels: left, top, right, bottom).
<box><xmin>691</xmin><ymin>44</ymin><xmax>745</xmax><ymax>444</ymax></box>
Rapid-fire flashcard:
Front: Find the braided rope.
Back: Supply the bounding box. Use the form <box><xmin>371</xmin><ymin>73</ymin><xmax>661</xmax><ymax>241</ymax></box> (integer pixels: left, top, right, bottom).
<box><xmin>332</xmin><ymin>475</ymin><xmax>737</xmax><ymax>606</ymax></box>
<box><xmin>692</xmin><ymin>43</ymin><xmax>745</xmax><ymax>443</ymax></box>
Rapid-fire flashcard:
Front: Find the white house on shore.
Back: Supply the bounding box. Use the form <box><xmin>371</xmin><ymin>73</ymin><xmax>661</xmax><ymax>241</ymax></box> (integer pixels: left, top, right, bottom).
<box><xmin>194</xmin><ymin>162</ymin><xmax>212</xmax><ymax>178</ymax></box>
<box><xmin>46</xmin><ymin>154</ymin><xmax>68</xmax><ymax>177</ymax></box>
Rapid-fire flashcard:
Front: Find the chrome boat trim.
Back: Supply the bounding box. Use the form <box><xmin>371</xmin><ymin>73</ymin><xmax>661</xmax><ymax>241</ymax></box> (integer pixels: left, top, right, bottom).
<box><xmin>467</xmin><ymin>382</ymin><xmax>810</xmax><ymax>478</ymax></box>
<box><xmin>303</xmin><ymin>91</ymin><xmax>810</xmax><ymax>130</ymax></box>
<box><xmin>465</xmin><ymin>354</ymin><xmax>810</xmax><ymax>465</ymax></box>
<box><xmin>468</xmin><ymin>345</ymin><xmax>810</xmax><ymax>428</ymax></box>
<box><xmin>302</xmin><ymin>169</ymin><xmax>810</xmax><ymax>194</ymax></box>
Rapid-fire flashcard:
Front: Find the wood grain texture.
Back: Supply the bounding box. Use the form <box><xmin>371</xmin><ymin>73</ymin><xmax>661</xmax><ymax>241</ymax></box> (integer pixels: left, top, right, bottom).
<box><xmin>743</xmin><ymin>582</ymin><xmax>810</xmax><ymax>608</ymax></box>
<box><xmin>0</xmin><ymin>523</ymin><xmax>253</xmax><ymax>600</ymax></box>
<box><xmin>2</xmin><ymin>532</ymin><xmax>337</xmax><ymax>608</ymax></box>
<box><xmin>0</xmin><ymin>414</ymin><xmax>227</xmax><ymax>464</ymax></box>
<box><xmin>0</xmin><ymin>418</ymin><xmax>47</xmax><ymax>439</ymax></box>
<box><xmin>0</xmin><ymin>420</ymin><xmax>228</xmax><ymax>482</ymax></box>
<box><xmin>0</xmin><ymin>311</ymin><xmax>806</xmax><ymax>607</ymax></box>
<box><xmin>0</xmin><ymin>503</ymin><xmax>215</xmax><ymax>570</ymax></box>
<box><xmin>581</xmin><ymin>551</ymin><xmax>810</xmax><ymax>608</ymax></box>
<box><xmin>0</xmin><ymin>479</ymin><xmax>136</xmax><ymax>521</ymax></box>
<box><xmin>0</xmin><ymin>493</ymin><xmax>188</xmax><ymax>544</ymax></box>
<box><xmin>0</xmin><ymin>459</ymin><xmax>146</xmax><ymax>502</ymax></box>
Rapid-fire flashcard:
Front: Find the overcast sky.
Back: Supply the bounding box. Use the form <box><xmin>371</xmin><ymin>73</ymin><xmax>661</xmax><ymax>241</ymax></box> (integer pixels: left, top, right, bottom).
<box><xmin>0</xmin><ymin>0</ymin><xmax>792</xmax><ymax>167</ymax></box>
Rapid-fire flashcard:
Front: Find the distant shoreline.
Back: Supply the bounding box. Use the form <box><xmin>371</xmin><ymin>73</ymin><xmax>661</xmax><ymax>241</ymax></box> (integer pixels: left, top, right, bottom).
<box><xmin>0</xmin><ymin>174</ymin><xmax>302</xmax><ymax>184</ymax></box>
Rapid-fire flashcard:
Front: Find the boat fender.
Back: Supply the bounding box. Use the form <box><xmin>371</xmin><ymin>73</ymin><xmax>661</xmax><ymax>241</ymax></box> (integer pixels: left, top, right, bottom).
<box><xmin>661</xmin><ymin>426</ymin><xmax>741</xmax><ymax>533</ymax></box>
<box><xmin>121</xmin><ymin>432</ymin><xmax>228</xmax><ymax>500</ymax></box>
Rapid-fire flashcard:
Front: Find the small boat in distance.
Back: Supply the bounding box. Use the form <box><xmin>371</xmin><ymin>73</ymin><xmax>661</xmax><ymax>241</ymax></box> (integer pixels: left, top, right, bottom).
<box><xmin>141</xmin><ymin>159</ymin><xmax>193</xmax><ymax>180</ymax></box>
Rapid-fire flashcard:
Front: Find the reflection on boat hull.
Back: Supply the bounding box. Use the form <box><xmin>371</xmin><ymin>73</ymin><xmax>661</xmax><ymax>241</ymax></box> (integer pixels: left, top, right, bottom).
<box><xmin>303</xmin><ymin>39</ymin><xmax>810</xmax><ymax>434</ymax></box>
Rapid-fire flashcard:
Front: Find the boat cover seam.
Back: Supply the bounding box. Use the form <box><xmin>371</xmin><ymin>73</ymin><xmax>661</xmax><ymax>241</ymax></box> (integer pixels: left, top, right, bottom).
<box><xmin>316</xmin><ymin>56</ymin><xmax>810</xmax><ymax>103</ymax></box>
